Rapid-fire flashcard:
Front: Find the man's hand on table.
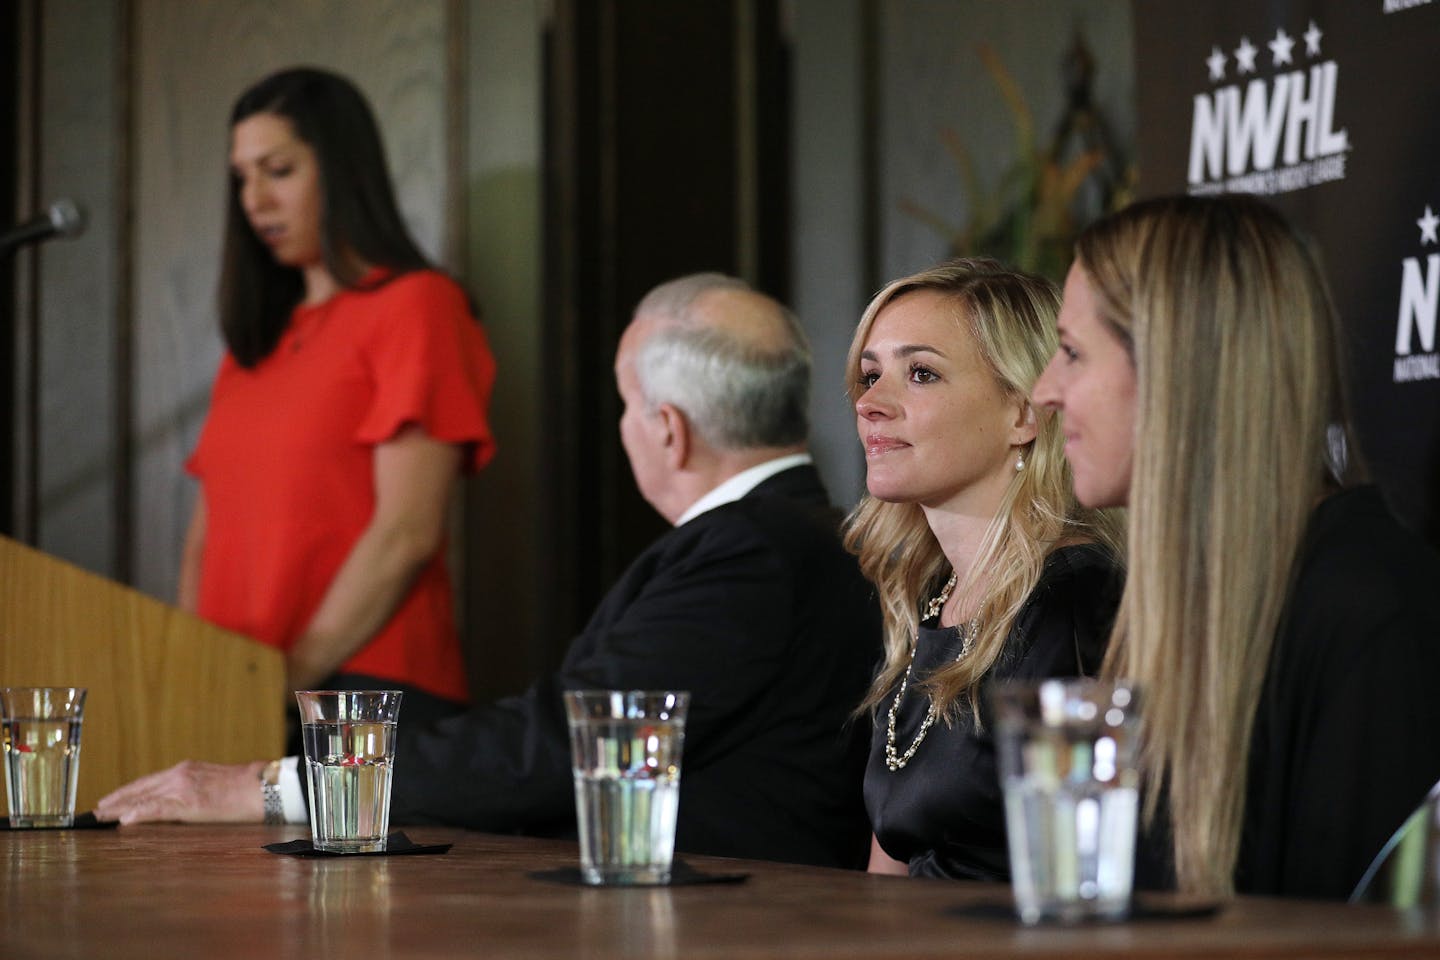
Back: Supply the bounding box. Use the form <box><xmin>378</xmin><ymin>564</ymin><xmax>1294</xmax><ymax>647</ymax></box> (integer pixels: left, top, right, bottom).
<box><xmin>94</xmin><ymin>760</ymin><xmax>266</xmax><ymax>824</ymax></box>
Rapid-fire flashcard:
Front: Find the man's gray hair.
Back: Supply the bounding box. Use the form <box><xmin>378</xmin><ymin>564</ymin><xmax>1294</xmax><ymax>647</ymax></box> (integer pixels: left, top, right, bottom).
<box><xmin>633</xmin><ymin>273</ymin><xmax>811</xmax><ymax>450</ymax></box>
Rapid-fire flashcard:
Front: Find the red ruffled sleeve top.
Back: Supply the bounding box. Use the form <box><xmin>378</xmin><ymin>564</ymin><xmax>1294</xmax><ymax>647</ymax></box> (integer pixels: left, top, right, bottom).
<box><xmin>186</xmin><ymin>270</ymin><xmax>496</xmax><ymax>702</ymax></box>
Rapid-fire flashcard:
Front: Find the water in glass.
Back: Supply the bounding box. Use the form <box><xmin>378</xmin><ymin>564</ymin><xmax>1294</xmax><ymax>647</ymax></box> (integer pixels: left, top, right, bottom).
<box><xmin>3</xmin><ymin>716</ymin><xmax>83</xmax><ymax>828</ymax></box>
<box><xmin>302</xmin><ymin>719</ymin><xmax>396</xmax><ymax>853</ymax></box>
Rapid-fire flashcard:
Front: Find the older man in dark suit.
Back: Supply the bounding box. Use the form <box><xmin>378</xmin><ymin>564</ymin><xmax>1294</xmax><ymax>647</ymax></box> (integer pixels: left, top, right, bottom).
<box><xmin>98</xmin><ymin>273</ymin><xmax>882</xmax><ymax>869</ymax></box>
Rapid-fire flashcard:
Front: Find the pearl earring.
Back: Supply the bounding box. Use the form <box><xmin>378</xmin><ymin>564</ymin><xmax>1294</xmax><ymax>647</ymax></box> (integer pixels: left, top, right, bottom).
<box><xmin>1015</xmin><ymin>452</ymin><xmax>1026</xmax><ymax>472</ymax></box>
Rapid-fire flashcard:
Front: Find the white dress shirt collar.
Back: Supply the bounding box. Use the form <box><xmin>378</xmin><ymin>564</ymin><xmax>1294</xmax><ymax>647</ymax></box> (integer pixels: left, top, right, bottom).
<box><xmin>674</xmin><ymin>453</ymin><xmax>814</xmax><ymax>527</ymax></box>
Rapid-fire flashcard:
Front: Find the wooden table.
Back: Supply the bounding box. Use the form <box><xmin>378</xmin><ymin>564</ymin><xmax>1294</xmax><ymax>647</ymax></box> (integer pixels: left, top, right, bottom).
<box><xmin>4</xmin><ymin>824</ymin><xmax>1439</xmax><ymax>959</ymax></box>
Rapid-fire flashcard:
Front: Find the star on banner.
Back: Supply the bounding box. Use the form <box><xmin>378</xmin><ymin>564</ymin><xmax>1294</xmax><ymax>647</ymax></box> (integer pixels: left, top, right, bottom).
<box><xmin>1235</xmin><ymin>37</ymin><xmax>1258</xmax><ymax>74</ymax></box>
<box><xmin>1419</xmin><ymin>206</ymin><xmax>1440</xmax><ymax>246</ymax></box>
<box><xmin>1206</xmin><ymin>46</ymin><xmax>1227</xmax><ymax>81</ymax></box>
<box><xmin>1304</xmin><ymin>21</ymin><xmax>1323</xmax><ymax>57</ymax></box>
<box><xmin>1269</xmin><ymin>28</ymin><xmax>1295</xmax><ymax>67</ymax></box>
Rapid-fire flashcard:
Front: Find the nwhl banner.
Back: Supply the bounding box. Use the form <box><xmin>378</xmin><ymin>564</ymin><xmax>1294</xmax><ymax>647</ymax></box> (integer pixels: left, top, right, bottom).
<box><xmin>1134</xmin><ymin>0</ymin><xmax>1440</xmax><ymax>542</ymax></box>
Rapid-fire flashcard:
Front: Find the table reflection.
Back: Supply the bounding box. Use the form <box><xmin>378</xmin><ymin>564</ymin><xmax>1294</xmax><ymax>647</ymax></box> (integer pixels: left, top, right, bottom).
<box><xmin>306</xmin><ymin>858</ymin><xmax>394</xmax><ymax>947</ymax></box>
<box><xmin>577</xmin><ymin>887</ymin><xmax>677</xmax><ymax>958</ymax></box>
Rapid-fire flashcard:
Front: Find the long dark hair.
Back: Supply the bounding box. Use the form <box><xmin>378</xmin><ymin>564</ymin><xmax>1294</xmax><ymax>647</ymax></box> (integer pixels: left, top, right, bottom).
<box><xmin>219</xmin><ymin>66</ymin><xmax>430</xmax><ymax>366</ymax></box>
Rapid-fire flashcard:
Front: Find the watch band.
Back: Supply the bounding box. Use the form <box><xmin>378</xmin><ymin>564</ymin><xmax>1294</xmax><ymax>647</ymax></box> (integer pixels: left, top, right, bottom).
<box><xmin>259</xmin><ymin>760</ymin><xmax>284</xmax><ymax>825</ymax></box>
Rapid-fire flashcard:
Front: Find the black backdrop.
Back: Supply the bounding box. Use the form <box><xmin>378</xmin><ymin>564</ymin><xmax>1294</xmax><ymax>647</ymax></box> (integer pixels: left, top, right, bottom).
<box><xmin>1132</xmin><ymin>0</ymin><xmax>1440</xmax><ymax>544</ymax></box>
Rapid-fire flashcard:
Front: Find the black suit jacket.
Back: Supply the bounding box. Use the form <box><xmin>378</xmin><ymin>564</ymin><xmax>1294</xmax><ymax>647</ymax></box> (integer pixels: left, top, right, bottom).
<box><xmin>389</xmin><ymin>464</ymin><xmax>883</xmax><ymax>868</ymax></box>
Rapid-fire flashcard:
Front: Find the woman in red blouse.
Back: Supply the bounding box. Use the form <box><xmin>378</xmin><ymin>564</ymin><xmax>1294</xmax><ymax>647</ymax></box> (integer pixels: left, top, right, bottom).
<box><xmin>183</xmin><ymin>67</ymin><xmax>496</xmax><ymax>713</ymax></box>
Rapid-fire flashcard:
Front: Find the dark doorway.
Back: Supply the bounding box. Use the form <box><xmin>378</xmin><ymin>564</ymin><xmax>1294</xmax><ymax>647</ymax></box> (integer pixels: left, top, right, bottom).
<box><xmin>1</xmin><ymin>1</ymin><xmax>20</xmax><ymax>537</ymax></box>
<box><xmin>540</xmin><ymin>1</ymin><xmax>792</xmax><ymax>667</ymax></box>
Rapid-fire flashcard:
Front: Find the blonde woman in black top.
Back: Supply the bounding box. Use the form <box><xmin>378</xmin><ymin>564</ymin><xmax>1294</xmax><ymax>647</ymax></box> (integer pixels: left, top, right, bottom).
<box><xmin>1034</xmin><ymin>194</ymin><xmax>1440</xmax><ymax>899</ymax></box>
<box><xmin>846</xmin><ymin>258</ymin><xmax>1122</xmax><ymax>878</ymax></box>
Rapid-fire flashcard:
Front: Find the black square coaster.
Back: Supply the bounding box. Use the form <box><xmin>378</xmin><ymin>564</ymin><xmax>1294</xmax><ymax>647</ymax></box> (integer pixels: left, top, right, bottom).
<box><xmin>263</xmin><ymin>831</ymin><xmax>451</xmax><ymax>856</ymax></box>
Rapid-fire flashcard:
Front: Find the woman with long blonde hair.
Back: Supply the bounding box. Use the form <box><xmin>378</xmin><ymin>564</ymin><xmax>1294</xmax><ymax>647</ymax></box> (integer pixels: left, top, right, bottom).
<box><xmin>847</xmin><ymin>258</ymin><xmax>1123</xmax><ymax>879</ymax></box>
<box><xmin>1034</xmin><ymin>194</ymin><xmax>1440</xmax><ymax>899</ymax></box>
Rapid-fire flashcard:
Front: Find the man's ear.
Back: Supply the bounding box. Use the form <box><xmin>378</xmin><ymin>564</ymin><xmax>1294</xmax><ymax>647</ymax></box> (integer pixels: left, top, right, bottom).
<box><xmin>656</xmin><ymin>403</ymin><xmax>691</xmax><ymax>470</ymax></box>
<box><xmin>1010</xmin><ymin>399</ymin><xmax>1039</xmax><ymax>446</ymax></box>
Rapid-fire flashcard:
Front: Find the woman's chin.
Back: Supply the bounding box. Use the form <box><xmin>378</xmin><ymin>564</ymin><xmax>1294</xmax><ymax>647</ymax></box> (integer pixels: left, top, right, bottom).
<box><xmin>1073</xmin><ymin>478</ymin><xmax>1128</xmax><ymax>511</ymax></box>
<box><xmin>864</xmin><ymin>480</ymin><xmax>913</xmax><ymax>505</ymax></box>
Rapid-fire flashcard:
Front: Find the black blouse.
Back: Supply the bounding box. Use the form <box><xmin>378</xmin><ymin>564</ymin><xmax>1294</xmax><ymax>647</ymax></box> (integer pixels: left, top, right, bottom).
<box><xmin>1131</xmin><ymin>486</ymin><xmax>1440</xmax><ymax>898</ymax></box>
<box><xmin>1231</xmin><ymin>486</ymin><xmax>1440</xmax><ymax>898</ymax></box>
<box><xmin>864</xmin><ymin>544</ymin><xmax>1123</xmax><ymax>880</ymax></box>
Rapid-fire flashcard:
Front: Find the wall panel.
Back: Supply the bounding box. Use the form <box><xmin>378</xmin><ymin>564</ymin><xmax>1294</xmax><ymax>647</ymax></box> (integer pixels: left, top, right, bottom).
<box><xmin>460</xmin><ymin>0</ymin><xmax>546</xmax><ymax>698</ymax></box>
<box><xmin>26</xmin><ymin>0</ymin><xmax>123</xmax><ymax>576</ymax></box>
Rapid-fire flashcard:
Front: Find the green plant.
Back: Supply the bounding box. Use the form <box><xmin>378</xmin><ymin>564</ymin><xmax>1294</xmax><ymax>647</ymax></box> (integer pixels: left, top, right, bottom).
<box><xmin>900</xmin><ymin>41</ymin><xmax>1135</xmax><ymax>283</ymax></box>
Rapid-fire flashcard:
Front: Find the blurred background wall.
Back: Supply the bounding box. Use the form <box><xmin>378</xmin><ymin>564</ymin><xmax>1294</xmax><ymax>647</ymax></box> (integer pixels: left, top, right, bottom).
<box><xmin>0</xmin><ymin>0</ymin><xmax>1143</xmax><ymax>697</ymax></box>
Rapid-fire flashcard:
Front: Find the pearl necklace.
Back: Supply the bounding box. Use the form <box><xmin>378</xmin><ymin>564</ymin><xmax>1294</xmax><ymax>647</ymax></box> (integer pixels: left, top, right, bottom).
<box><xmin>884</xmin><ymin>571</ymin><xmax>978</xmax><ymax>772</ymax></box>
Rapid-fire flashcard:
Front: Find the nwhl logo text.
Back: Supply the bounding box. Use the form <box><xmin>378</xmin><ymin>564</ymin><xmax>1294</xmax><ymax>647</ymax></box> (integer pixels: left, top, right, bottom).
<box><xmin>1187</xmin><ymin>21</ymin><xmax>1349</xmax><ymax>196</ymax></box>
<box><xmin>1394</xmin><ymin>205</ymin><xmax>1440</xmax><ymax>384</ymax></box>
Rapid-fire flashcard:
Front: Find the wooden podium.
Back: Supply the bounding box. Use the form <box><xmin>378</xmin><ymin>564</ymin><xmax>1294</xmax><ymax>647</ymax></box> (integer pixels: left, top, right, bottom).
<box><xmin>0</xmin><ymin>535</ymin><xmax>285</xmax><ymax>811</ymax></box>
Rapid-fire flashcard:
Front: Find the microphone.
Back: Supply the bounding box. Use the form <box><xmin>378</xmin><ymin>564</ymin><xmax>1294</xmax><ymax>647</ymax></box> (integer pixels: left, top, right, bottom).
<box><xmin>0</xmin><ymin>198</ymin><xmax>87</xmax><ymax>254</ymax></box>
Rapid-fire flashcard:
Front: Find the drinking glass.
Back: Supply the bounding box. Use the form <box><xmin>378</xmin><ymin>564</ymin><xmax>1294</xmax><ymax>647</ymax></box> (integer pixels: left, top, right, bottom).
<box><xmin>993</xmin><ymin>678</ymin><xmax>1141</xmax><ymax>924</ymax></box>
<box><xmin>564</xmin><ymin>690</ymin><xmax>689</xmax><ymax>885</ymax></box>
<box><xmin>294</xmin><ymin>690</ymin><xmax>403</xmax><ymax>853</ymax></box>
<box><xmin>1</xmin><ymin>686</ymin><xmax>87</xmax><ymax>828</ymax></box>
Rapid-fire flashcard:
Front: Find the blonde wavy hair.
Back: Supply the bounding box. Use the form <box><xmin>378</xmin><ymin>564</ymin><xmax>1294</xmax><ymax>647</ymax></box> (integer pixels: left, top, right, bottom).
<box><xmin>844</xmin><ymin>258</ymin><xmax>1123</xmax><ymax>721</ymax></box>
<box><xmin>1082</xmin><ymin>195</ymin><xmax>1359</xmax><ymax>897</ymax></box>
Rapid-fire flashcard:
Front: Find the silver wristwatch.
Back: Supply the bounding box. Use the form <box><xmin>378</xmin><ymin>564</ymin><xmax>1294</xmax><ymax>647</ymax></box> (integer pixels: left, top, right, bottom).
<box><xmin>259</xmin><ymin>759</ymin><xmax>284</xmax><ymax>825</ymax></box>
